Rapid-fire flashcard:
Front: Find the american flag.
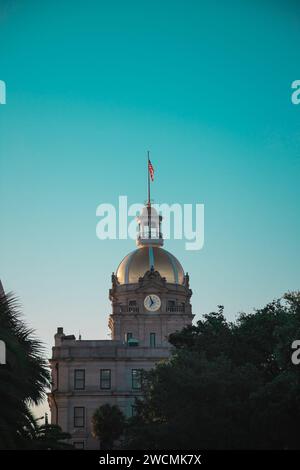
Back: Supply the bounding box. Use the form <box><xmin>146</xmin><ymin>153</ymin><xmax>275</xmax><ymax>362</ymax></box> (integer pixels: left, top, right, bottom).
<box><xmin>148</xmin><ymin>159</ymin><xmax>154</xmax><ymax>181</ymax></box>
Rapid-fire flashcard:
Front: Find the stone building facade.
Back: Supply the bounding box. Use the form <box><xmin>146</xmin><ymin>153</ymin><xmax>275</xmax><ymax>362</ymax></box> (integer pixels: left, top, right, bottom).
<box><xmin>48</xmin><ymin>204</ymin><xmax>194</xmax><ymax>449</ymax></box>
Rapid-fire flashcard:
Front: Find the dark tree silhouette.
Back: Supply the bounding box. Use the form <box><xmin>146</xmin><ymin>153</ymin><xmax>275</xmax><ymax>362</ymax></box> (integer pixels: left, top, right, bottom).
<box><xmin>30</xmin><ymin>424</ymin><xmax>73</xmax><ymax>450</ymax></box>
<box><xmin>0</xmin><ymin>292</ymin><xmax>50</xmax><ymax>449</ymax></box>
<box><xmin>92</xmin><ymin>404</ymin><xmax>126</xmax><ymax>449</ymax></box>
<box><xmin>123</xmin><ymin>292</ymin><xmax>300</xmax><ymax>450</ymax></box>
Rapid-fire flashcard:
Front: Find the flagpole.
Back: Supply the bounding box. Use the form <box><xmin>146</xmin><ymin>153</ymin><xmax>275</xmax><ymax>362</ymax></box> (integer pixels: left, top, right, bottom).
<box><xmin>147</xmin><ymin>150</ymin><xmax>150</xmax><ymax>206</ymax></box>
<box><xmin>147</xmin><ymin>150</ymin><xmax>151</xmax><ymax>239</ymax></box>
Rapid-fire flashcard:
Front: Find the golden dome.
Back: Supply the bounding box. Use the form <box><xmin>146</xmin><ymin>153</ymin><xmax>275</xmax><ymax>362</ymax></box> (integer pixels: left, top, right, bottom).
<box><xmin>116</xmin><ymin>246</ymin><xmax>185</xmax><ymax>285</ymax></box>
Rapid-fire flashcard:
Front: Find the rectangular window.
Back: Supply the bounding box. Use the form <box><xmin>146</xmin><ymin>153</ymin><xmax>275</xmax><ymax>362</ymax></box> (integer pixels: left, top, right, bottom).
<box><xmin>74</xmin><ymin>407</ymin><xmax>85</xmax><ymax>428</ymax></box>
<box><xmin>73</xmin><ymin>441</ymin><xmax>85</xmax><ymax>449</ymax></box>
<box><xmin>74</xmin><ymin>369</ymin><xmax>85</xmax><ymax>390</ymax></box>
<box><xmin>100</xmin><ymin>369</ymin><xmax>111</xmax><ymax>389</ymax></box>
<box><xmin>128</xmin><ymin>300</ymin><xmax>137</xmax><ymax>312</ymax></box>
<box><xmin>126</xmin><ymin>332</ymin><xmax>133</xmax><ymax>343</ymax></box>
<box><xmin>132</xmin><ymin>369</ymin><xmax>142</xmax><ymax>390</ymax></box>
<box><xmin>150</xmin><ymin>332</ymin><xmax>156</xmax><ymax>348</ymax></box>
<box><xmin>167</xmin><ymin>300</ymin><xmax>176</xmax><ymax>308</ymax></box>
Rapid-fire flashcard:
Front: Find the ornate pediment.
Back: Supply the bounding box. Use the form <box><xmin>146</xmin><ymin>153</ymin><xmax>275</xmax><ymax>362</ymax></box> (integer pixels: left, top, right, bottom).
<box><xmin>137</xmin><ymin>267</ymin><xmax>167</xmax><ymax>291</ymax></box>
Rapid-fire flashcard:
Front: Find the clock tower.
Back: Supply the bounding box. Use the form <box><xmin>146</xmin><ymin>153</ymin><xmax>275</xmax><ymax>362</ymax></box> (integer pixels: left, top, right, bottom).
<box><xmin>49</xmin><ymin>191</ymin><xmax>195</xmax><ymax>449</ymax></box>
<box><xmin>108</xmin><ymin>204</ymin><xmax>194</xmax><ymax>347</ymax></box>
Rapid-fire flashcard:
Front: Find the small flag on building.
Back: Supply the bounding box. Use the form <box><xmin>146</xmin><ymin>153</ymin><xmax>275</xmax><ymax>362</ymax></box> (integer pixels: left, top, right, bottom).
<box><xmin>148</xmin><ymin>158</ymin><xmax>154</xmax><ymax>181</ymax></box>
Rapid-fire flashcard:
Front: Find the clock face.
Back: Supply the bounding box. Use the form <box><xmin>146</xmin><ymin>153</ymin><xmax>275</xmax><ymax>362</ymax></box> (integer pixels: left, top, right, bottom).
<box><xmin>144</xmin><ymin>294</ymin><xmax>161</xmax><ymax>312</ymax></box>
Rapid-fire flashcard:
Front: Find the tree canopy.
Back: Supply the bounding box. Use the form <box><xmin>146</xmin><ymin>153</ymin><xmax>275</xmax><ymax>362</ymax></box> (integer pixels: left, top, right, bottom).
<box><xmin>0</xmin><ymin>292</ymin><xmax>51</xmax><ymax>449</ymax></box>
<box><xmin>92</xmin><ymin>404</ymin><xmax>126</xmax><ymax>450</ymax></box>
<box><xmin>123</xmin><ymin>292</ymin><xmax>300</xmax><ymax>449</ymax></box>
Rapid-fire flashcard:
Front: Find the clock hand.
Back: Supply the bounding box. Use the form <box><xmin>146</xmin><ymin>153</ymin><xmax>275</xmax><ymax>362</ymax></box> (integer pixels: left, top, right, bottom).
<box><xmin>149</xmin><ymin>296</ymin><xmax>153</xmax><ymax>306</ymax></box>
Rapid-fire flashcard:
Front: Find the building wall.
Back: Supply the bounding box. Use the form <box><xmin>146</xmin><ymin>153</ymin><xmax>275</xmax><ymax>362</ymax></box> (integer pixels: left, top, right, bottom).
<box><xmin>49</xmin><ymin>266</ymin><xmax>194</xmax><ymax>449</ymax></box>
<box><xmin>49</xmin><ymin>339</ymin><xmax>170</xmax><ymax>449</ymax></box>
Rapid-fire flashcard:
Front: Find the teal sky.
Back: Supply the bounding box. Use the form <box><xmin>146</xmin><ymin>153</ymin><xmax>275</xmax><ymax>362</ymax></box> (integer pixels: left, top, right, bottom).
<box><xmin>1</xmin><ymin>0</ymin><xmax>300</xmax><ymax>371</ymax></box>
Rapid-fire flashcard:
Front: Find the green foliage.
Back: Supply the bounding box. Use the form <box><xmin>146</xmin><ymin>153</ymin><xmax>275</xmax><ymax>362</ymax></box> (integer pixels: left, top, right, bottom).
<box><xmin>0</xmin><ymin>292</ymin><xmax>51</xmax><ymax>449</ymax></box>
<box><xmin>92</xmin><ymin>404</ymin><xmax>126</xmax><ymax>449</ymax></box>
<box><xmin>28</xmin><ymin>424</ymin><xmax>74</xmax><ymax>450</ymax></box>
<box><xmin>123</xmin><ymin>292</ymin><xmax>300</xmax><ymax>449</ymax></box>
